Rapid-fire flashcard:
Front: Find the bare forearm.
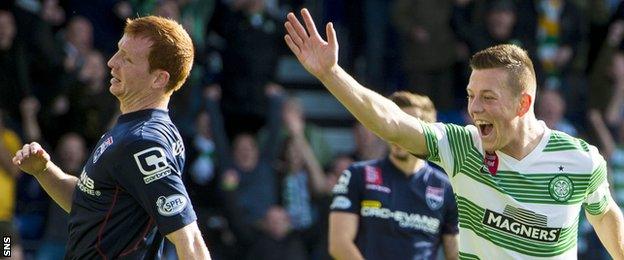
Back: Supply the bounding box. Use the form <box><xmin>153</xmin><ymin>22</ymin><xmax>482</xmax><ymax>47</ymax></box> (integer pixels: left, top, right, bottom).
<box><xmin>35</xmin><ymin>162</ymin><xmax>78</xmax><ymax>212</ymax></box>
<box><xmin>589</xmin><ymin>200</ymin><xmax>624</xmax><ymax>259</ymax></box>
<box><xmin>170</xmin><ymin>223</ymin><xmax>211</xmax><ymax>260</ymax></box>
<box><xmin>318</xmin><ymin>66</ymin><xmax>406</xmax><ymax>142</ymax></box>
<box><xmin>329</xmin><ymin>240</ymin><xmax>364</xmax><ymax>260</ymax></box>
<box><xmin>605</xmin><ymin>85</ymin><xmax>624</xmax><ymax>125</ymax></box>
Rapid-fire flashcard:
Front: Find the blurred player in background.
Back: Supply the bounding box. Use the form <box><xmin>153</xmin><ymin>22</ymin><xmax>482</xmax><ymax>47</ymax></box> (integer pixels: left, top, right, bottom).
<box><xmin>329</xmin><ymin>91</ymin><xmax>458</xmax><ymax>260</ymax></box>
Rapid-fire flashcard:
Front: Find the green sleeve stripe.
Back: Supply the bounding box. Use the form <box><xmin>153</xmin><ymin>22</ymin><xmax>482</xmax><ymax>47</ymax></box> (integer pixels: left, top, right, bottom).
<box><xmin>422</xmin><ymin>123</ymin><xmax>441</xmax><ymax>163</ymax></box>
<box><xmin>459</xmin><ymin>252</ymin><xmax>481</xmax><ymax>260</ymax></box>
<box><xmin>586</xmin><ymin>161</ymin><xmax>608</xmax><ymax>196</ymax></box>
<box><xmin>585</xmin><ymin>195</ymin><xmax>609</xmax><ymax>215</ymax></box>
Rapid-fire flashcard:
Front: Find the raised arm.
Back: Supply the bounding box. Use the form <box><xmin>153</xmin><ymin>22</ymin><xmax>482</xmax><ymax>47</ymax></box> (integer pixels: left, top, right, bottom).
<box><xmin>12</xmin><ymin>142</ymin><xmax>78</xmax><ymax>212</ymax></box>
<box><xmin>284</xmin><ymin>9</ymin><xmax>428</xmax><ymax>156</ymax></box>
<box><xmin>204</xmin><ymin>85</ymin><xmax>233</xmax><ymax>169</ymax></box>
<box><xmin>588</xmin><ymin>109</ymin><xmax>616</xmax><ymax>158</ymax></box>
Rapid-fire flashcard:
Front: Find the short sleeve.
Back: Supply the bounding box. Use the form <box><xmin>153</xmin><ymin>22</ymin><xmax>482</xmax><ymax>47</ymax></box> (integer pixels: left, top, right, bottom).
<box><xmin>583</xmin><ymin>153</ymin><xmax>611</xmax><ymax>215</ymax></box>
<box><xmin>113</xmin><ymin>140</ymin><xmax>196</xmax><ymax>235</ymax></box>
<box><xmin>330</xmin><ymin>166</ymin><xmax>362</xmax><ymax>214</ymax></box>
<box><xmin>442</xmin><ymin>185</ymin><xmax>459</xmax><ymax>235</ymax></box>
<box><xmin>421</xmin><ymin>122</ymin><xmax>479</xmax><ymax>177</ymax></box>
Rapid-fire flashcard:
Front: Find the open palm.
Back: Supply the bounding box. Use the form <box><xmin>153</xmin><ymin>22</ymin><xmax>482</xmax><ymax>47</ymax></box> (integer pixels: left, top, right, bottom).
<box><xmin>284</xmin><ymin>9</ymin><xmax>338</xmax><ymax>79</ymax></box>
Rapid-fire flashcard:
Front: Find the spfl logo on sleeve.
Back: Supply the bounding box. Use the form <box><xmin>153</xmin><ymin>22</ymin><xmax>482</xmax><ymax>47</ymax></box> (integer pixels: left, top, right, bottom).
<box><xmin>156</xmin><ymin>194</ymin><xmax>187</xmax><ymax>216</ymax></box>
<box><xmin>134</xmin><ymin>147</ymin><xmax>173</xmax><ymax>184</ymax></box>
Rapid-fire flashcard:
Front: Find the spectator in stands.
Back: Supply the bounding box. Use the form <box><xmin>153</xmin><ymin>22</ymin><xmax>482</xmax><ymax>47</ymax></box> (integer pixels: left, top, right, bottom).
<box><xmin>62</xmin><ymin>16</ymin><xmax>93</xmax><ymax>74</ymax></box>
<box><xmin>11</xmin><ymin>0</ymin><xmax>65</xmax><ymax>105</ymax></box>
<box><xmin>246</xmin><ymin>205</ymin><xmax>307</xmax><ymax>260</ymax></box>
<box><xmin>47</xmin><ymin>50</ymin><xmax>118</xmax><ymax>148</ymax></box>
<box><xmin>204</xmin><ymin>84</ymin><xmax>284</xmax><ymax>254</ymax></box>
<box><xmin>0</xmin><ymin>10</ymin><xmax>31</xmax><ymax>129</ymax></box>
<box><xmin>209</xmin><ymin>0</ymin><xmax>286</xmax><ymax>135</ymax></box>
<box><xmin>0</xmin><ymin>109</ymin><xmax>24</xmax><ymax>259</ymax></box>
<box><xmin>259</xmin><ymin>97</ymin><xmax>333</xmax><ymax>167</ymax></box>
<box><xmin>590</xmin><ymin>21</ymin><xmax>624</xmax><ymax>112</ymax></box>
<box><xmin>392</xmin><ymin>0</ymin><xmax>457</xmax><ymax>111</ymax></box>
<box><xmin>536</xmin><ymin>88</ymin><xmax>578</xmax><ymax>136</ymax></box>
<box><xmin>516</xmin><ymin>0</ymin><xmax>582</xmax><ymax>88</ymax></box>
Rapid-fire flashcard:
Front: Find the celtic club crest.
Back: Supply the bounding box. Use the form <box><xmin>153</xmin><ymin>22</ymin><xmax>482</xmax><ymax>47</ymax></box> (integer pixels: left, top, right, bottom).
<box><xmin>549</xmin><ymin>175</ymin><xmax>574</xmax><ymax>202</ymax></box>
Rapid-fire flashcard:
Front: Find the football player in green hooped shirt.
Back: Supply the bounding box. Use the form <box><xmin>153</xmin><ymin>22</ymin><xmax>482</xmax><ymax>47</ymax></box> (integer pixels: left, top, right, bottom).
<box><xmin>283</xmin><ymin>8</ymin><xmax>624</xmax><ymax>259</ymax></box>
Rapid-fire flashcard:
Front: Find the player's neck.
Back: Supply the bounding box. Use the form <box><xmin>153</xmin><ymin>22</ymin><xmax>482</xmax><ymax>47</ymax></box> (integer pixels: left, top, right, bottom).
<box><xmin>500</xmin><ymin>117</ymin><xmax>545</xmax><ymax>160</ymax></box>
<box><xmin>119</xmin><ymin>95</ymin><xmax>169</xmax><ymax>114</ymax></box>
<box><xmin>389</xmin><ymin>155</ymin><xmax>425</xmax><ymax>176</ymax></box>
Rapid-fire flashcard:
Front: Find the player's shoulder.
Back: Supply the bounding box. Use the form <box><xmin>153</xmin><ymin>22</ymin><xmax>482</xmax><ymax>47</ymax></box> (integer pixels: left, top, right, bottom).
<box><xmin>543</xmin><ymin>130</ymin><xmax>604</xmax><ymax>171</ymax></box>
<box><xmin>425</xmin><ymin>163</ymin><xmax>451</xmax><ymax>182</ymax></box>
<box><xmin>349</xmin><ymin>159</ymin><xmax>382</xmax><ymax>170</ymax></box>
<box><xmin>545</xmin><ymin>130</ymin><xmax>599</xmax><ymax>158</ymax></box>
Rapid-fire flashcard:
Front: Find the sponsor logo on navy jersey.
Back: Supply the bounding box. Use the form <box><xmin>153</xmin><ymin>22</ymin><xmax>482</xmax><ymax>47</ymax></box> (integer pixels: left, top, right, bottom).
<box><xmin>365</xmin><ymin>166</ymin><xmax>383</xmax><ymax>185</ymax></box>
<box><xmin>332</xmin><ymin>170</ymin><xmax>351</xmax><ymax>194</ymax></box>
<box><xmin>330</xmin><ymin>196</ymin><xmax>352</xmax><ymax>209</ymax></box>
<box><xmin>156</xmin><ymin>194</ymin><xmax>187</xmax><ymax>216</ymax></box>
<box><xmin>361</xmin><ymin>206</ymin><xmax>440</xmax><ymax>233</ymax></box>
<box><xmin>77</xmin><ymin>170</ymin><xmax>101</xmax><ymax>196</ymax></box>
<box><xmin>425</xmin><ymin>186</ymin><xmax>444</xmax><ymax>210</ymax></box>
<box><xmin>93</xmin><ymin>136</ymin><xmax>113</xmax><ymax>163</ymax></box>
<box><xmin>134</xmin><ymin>147</ymin><xmax>173</xmax><ymax>184</ymax></box>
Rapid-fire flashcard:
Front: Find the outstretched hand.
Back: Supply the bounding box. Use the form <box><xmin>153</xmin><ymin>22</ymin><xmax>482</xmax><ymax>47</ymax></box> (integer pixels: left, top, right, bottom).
<box><xmin>284</xmin><ymin>8</ymin><xmax>339</xmax><ymax>79</ymax></box>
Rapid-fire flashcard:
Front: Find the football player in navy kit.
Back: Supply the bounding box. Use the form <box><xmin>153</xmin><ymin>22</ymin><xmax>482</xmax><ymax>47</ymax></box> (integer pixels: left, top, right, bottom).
<box><xmin>11</xmin><ymin>16</ymin><xmax>211</xmax><ymax>259</ymax></box>
<box><xmin>329</xmin><ymin>92</ymin><xmax>459</xmax><ymax>260</ymax></box>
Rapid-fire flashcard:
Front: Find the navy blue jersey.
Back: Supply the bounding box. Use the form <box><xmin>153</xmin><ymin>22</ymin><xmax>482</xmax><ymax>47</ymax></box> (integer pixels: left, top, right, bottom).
<box><xmin>66</xmin><ymin>109</ymin><xmax>196</xmax><ymax>259</ymax></box>
<box><xmin>330</xmin><ymin>158</ymin><xmax>458</xmax><ymax>260</ymax></box>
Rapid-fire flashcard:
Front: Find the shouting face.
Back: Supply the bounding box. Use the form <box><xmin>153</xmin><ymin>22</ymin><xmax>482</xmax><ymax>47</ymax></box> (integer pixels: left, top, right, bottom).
<box><xmin>467</xmin><ymin>68</ymin><xmax>523</xmax><ymax>153</ymax></box>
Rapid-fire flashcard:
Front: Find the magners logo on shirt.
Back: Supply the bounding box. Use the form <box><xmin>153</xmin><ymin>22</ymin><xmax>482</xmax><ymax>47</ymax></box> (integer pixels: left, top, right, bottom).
<box><xmin>482</xmin><ymin>206</ymin><xmax>561</xmax><ymax>243</ymax></box>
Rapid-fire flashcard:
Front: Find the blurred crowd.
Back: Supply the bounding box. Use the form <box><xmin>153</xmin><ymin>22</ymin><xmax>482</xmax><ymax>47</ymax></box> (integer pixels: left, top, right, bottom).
<box><xmin>1</xmin><ymin>0</ymin><xmax>624</xmax><ymax>259</ymax></box>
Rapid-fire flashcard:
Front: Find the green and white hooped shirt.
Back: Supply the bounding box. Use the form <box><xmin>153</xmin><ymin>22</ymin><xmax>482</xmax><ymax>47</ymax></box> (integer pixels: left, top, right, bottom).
<box><xmin>421</xmin><ymin>121</ymin><xmax>611</xmax><ymax>259</ymax></box>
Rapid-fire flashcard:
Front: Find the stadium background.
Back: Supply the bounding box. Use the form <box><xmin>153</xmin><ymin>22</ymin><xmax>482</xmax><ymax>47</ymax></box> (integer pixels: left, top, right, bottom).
<box><xmin>0</xmin><ymin>0</ymin><xmax>622</xmax><ymax>259</ymax></box>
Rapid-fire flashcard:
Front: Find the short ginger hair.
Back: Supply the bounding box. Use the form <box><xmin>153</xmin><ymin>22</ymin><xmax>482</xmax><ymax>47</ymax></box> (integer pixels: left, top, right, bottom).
<box><xmin>124</xmin><ymin>16</ymin><xmax>194</xmax><ymax>92</ymax></box>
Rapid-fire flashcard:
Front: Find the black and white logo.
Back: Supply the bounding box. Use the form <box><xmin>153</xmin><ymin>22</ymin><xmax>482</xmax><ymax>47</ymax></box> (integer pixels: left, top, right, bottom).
<box><xmin>330</xmin><ymin>196</ymin><xmax>352</xmax><ymax>209</ymax></box>
<box><xmin>134</xmin><ymin>147</ymin><xmax>172</xmax><ymax>184</ymax></box>
<box><xmin>482</xmin><ymin>206</ymin><xmax>561</xmax><ymax>242</ymax></box>
<box><xmin>3</xmin><ymin>236</ymin><xmax>10</xmax><ymax>257</ymax></box>
<box><xmin>156</xmin><ymin>194</ymin><xmax>187</xmax><ymax>216</ymax></box>
<box><xmin>332</xmin><ymin>170</ymin><xmax>351</xmax><ymax>194</ymax></box>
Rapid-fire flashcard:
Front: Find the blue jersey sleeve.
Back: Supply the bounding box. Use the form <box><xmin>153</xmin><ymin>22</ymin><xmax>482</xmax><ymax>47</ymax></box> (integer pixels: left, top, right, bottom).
<box><xmin>442</xmin><ymin>185</ymin><xmax>459</xmax><ymax>235</ymax></box>
<box><xmin>329</xmin><ymin>165</ymin><xmax>362</xmax><ymax>214</ymax></box>
<box><xmin>112</xmin><ymin>140</ymin><xmax>197</xmax><ymax>235</ymax></box>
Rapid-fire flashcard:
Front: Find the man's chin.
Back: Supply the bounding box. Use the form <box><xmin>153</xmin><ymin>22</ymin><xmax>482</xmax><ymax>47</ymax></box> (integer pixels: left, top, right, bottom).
<box><xmin>391</xmin><ymin>154</ymin><xmax>410</xmax><ymax>162</ymax></box>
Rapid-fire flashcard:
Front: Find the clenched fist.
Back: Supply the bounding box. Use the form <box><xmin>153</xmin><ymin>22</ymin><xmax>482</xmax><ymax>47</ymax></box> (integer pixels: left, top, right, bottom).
<box><xmin>12</xmin><ymin>142</ymin><xmax>51</xmax><ymax>176</ymax></box>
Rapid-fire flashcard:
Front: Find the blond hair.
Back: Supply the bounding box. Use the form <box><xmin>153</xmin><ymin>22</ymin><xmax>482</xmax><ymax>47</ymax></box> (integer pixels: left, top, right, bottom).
<box><xmin>389</xmin><ymin>91</ymin><xmax>437</xmax><ymax>123</ymax></box>
<box><xmin>470</xmin><ymin>44</ymin><xmax>537</xmax><ymax>97</ymax></box>
<box><xmin>124</xmin><ymin>16</ymin><xmax>194</xmax><ymax>92</ymax></box>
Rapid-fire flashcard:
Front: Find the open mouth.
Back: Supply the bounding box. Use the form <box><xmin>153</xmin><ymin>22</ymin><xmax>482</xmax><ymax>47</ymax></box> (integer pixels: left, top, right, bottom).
<box><xmin>475</xmin><ymin>120</ymin><xmax>494</xmax><ymax>137</ymax></box>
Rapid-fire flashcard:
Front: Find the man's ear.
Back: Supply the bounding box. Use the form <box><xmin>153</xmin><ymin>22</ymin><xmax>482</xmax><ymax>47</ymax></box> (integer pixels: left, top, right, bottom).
<box><xmin>153</xmin><ymin>70</ymin><xmax>170</xmax><ymax>90</ymax></box>
<box><xmin>517</xmin><ymin>93</ymin><xmax>532</xmax><ymax>117</ymax></box>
